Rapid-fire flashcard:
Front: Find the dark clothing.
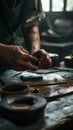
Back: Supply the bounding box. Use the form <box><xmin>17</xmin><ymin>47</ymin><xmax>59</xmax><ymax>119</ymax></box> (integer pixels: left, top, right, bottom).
<box><xmin>6</xmin><ymin>0</ymin><xmax>21</xmax><ymax>9</ymax></box>
<box><xmin>0</xmin><ymin>0</ymin><xmax>44</xmax><ymax>44</ymax></box>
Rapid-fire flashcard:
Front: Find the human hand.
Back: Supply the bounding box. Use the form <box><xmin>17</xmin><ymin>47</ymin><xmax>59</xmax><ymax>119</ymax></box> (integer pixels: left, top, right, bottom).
<box><xmin>0</xmin><ymin>44</ymin><xmax>38</xmax><ymax>71</ymax></box>
<box><xmin>32</xmin><ymin>49</ymin><xmax>52</xmax><ymax>69</ymax></box>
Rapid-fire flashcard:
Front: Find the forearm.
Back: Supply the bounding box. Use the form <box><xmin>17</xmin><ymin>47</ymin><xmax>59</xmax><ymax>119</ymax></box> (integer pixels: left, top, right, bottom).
<box><xmin>23</xmin><ymin>25</ymin><xmax>40</xmax><ymax>54</ymax></box>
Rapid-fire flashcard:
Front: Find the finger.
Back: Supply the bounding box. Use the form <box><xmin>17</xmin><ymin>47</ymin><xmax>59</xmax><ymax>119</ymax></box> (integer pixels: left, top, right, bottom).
<box><xmin>49</xmin><ymin>57</ymin><xmax>52</xmax><ymax>66</ymax></box>
<box><xmin>24</xmin><ymin>62</ymin><xmax>38</xmax><ymax>70</ymax></box>
<box><xmin>11</xmin><ymin>60</ymin><xmax>38</xmax><ymax>71</ymax></box>
<box><xmin>47</xmin><ymin>55</ymin><xmax>52</xmax><ymax>66</ymax></box>
<box><xmin>20</xmin><ymin>61</ymin><xmax>38</xmax><ymax>71</ymax></box>
<box><xmin>25</xmin><ymin>54</ymin><xmax>38</xmax><ymax>62</ymax></box>
<box><xmin>19</xmin><ymin>46</ymin><xmax>29</xmax><ymax>54</ymax></box>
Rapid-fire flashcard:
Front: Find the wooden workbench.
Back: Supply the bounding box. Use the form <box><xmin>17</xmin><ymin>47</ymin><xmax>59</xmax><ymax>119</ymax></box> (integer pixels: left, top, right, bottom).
<box><xmin>0</xmin><ymin>67</ymin><xmax>73</xmax><ymax>130</ymax></box>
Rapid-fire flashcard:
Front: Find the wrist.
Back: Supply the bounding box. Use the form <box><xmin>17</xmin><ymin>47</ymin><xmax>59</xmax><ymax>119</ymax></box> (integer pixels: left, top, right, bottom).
<box><xmin>31</xmin><ymin>45</ymin><xmax>40</xmax><ymax>54</ymax></box>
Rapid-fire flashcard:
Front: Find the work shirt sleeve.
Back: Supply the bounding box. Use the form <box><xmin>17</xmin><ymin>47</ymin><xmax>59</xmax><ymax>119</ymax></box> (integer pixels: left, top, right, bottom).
<box><xmin>22</xmin><ymin>0</ymin><xmax>45</xmax><ymax>28</ymax></box>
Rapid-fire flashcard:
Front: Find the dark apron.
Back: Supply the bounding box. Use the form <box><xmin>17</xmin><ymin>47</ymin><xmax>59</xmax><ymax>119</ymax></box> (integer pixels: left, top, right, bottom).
<box><xmin>0</xmin><ymin>0</ymin><xmax>25</xmax><ymax>43</ymax></box>
<box><xmin>0</xmin><ymin>0</ymin><xmax>25</xmax><ymax>34</ymax></box>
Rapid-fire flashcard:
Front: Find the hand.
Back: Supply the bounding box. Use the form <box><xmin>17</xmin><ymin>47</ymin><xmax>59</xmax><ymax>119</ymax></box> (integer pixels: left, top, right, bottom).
<box><xmin>32</xmin><ymin>49</ymin><xmax>52</xmax><ymax>69</ymax></box>
<box><xmin>0</xmin><ymin>44</ymin><xmax>38</xmax><ymax>71</ymax></box>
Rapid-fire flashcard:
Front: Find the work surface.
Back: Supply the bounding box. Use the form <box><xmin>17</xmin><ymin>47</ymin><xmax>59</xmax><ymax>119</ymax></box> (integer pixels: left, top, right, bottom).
<box><xmin>0</xmin><ymin>66</ymin><xmax>73</xmax><ymax>130</ymax></box>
